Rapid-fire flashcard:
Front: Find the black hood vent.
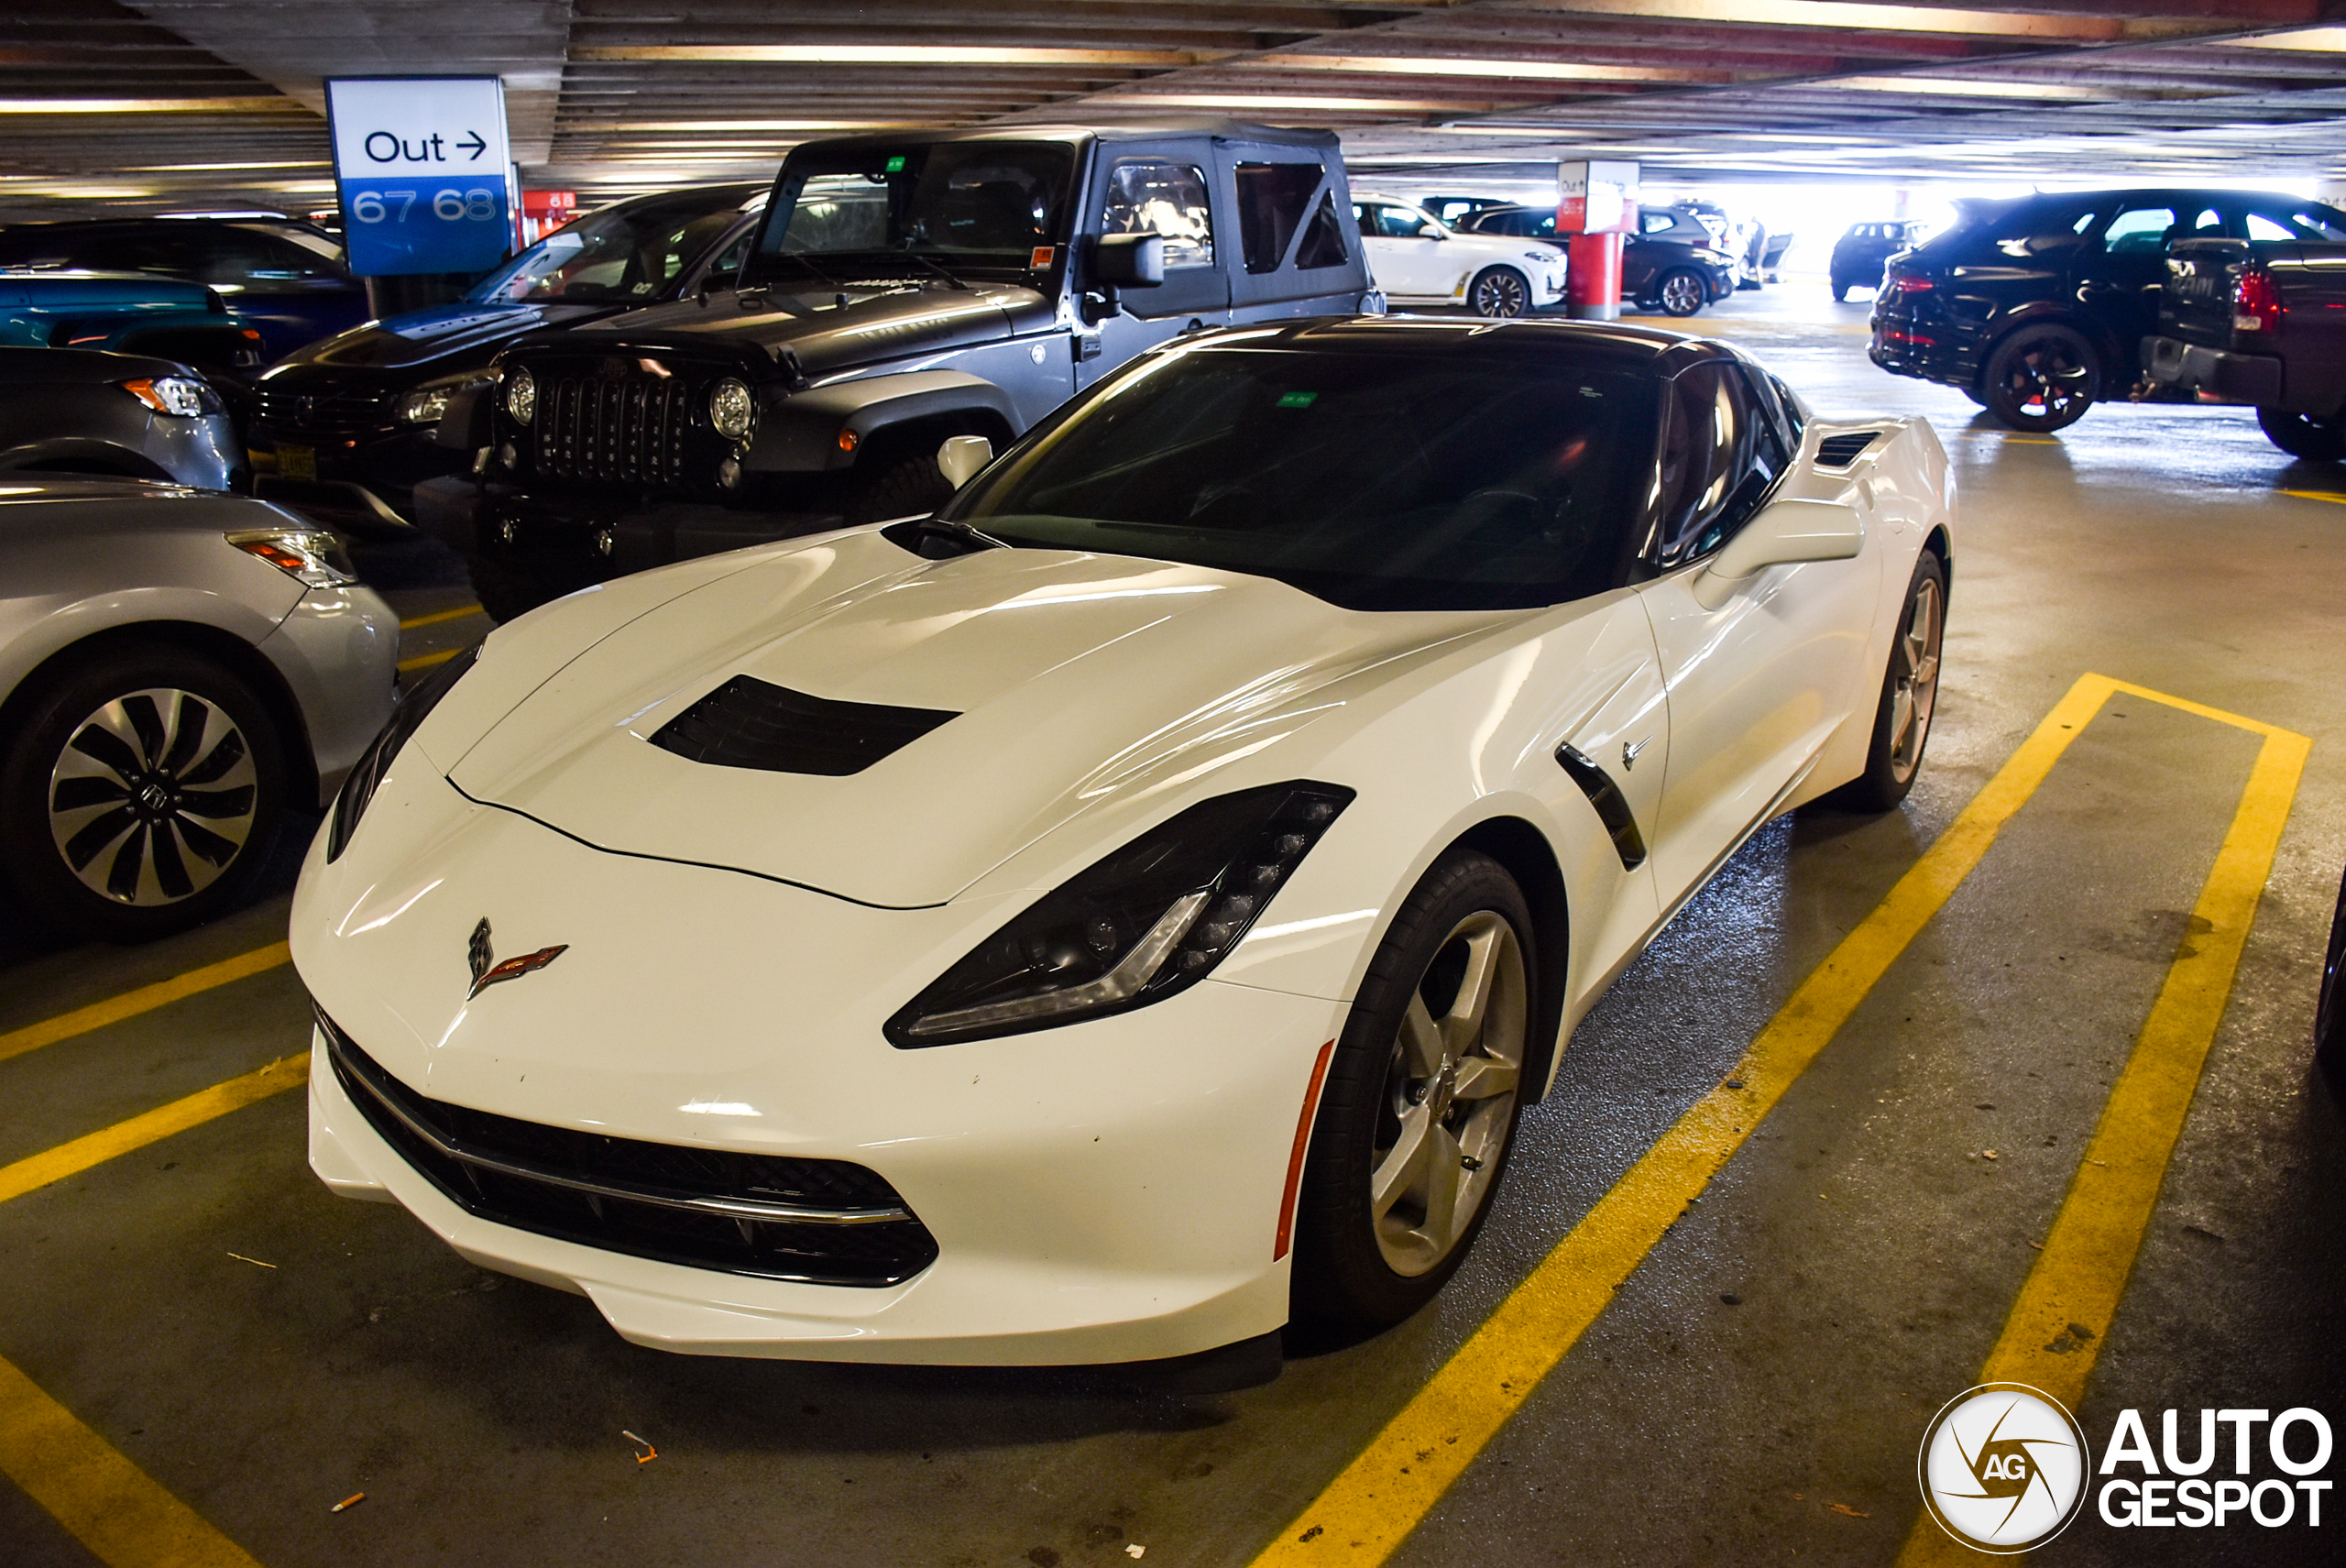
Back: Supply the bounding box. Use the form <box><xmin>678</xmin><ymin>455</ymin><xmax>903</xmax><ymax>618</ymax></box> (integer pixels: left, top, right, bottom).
<box><xmin>1814</xmin><ymin>431</ymin><xmax>1881</xmax><ymax>468</ymax></box>
<box><xmin>650</xmin><ymin>674</ymin><xmax>958</xmax><ymax>776</ymax></box>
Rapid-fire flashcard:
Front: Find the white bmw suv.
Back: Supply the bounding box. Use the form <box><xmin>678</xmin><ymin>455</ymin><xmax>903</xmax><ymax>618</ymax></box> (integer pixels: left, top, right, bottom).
<box><xmin>1352</xmin><ymin>193</ymin><xmax>1568</xmax><ymax>316</ymax></box>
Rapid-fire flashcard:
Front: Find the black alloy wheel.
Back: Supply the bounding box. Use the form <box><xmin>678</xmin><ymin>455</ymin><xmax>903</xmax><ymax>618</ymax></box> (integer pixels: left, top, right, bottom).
<box><xmin>1980</xmin><ymin>323</ymin><xmax>2099</xmax><ymax>433</ymax></box>
<box><xmin>2255</xmin><ymin>408</ymin><xmax>2346</xmax><ymax>463</ymax></box>
<box><xmin>1468</xmin><ymin>266</ymin><xmax>1531</xmax><ymax>319</ymax></box>
<box><xmin>1822</xmin><ymin>549</ymin><xmax>1947</xmax><ymax>813</ymax></box>
<box><xmin>1656</xmin><ymin>269</ymin><xmax>1707</xmax><ymax>317</ymax></box>
<box><xmin>0</xmin><ymin>645</ymin><xmax>288</xmax><ymax>941</ymax></box>
<box><xmin>1291</xmin><ymin>850</ymin><xmax>1535</xmax><ymax>1333</ymax></box>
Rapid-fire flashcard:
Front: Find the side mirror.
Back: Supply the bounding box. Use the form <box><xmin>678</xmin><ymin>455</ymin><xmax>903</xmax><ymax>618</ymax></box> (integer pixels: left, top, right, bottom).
<box><xmin>937</xmin><ymin>433</ymin><xmax>992</xmax><ymax>489</ymax></box>
<box><xmin>1692</xmin><ymin>498</ymin><xmax>1863</xmax><ymax>610</ymax></box>
<box><xmin>1093</xmin><ymin>232</ymin><xmax>1165</xmax><ymax>288</ymax></box>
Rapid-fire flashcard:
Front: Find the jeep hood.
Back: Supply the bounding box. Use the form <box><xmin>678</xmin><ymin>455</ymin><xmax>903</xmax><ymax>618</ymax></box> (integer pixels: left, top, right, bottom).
<box><xmin>446</xmin><ymin>532</ymin><xmax>1496</xmax><ymax>907</ymax></box>
<box><xmin>281</xmin><ymin>301</ymin><xmax>612</xmax><ymax>372</ymax></box>
<box><xmin>546</xmin><ymin>281</ymin><xmax>1049</xmax><ymax>376</ymax></box>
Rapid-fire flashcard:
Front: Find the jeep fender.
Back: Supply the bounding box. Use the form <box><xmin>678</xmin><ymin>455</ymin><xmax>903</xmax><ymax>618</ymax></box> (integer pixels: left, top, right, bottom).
<box><xmin>747</xmin><ymin>370</ymin><xmax>1019</xmax><ymax>473</ymax></box>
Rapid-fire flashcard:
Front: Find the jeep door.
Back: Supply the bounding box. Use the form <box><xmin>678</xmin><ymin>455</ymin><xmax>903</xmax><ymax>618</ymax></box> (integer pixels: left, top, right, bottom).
<box><xmin>1074</xmin><ymin>148</ymin><xmax>1229</xmax><ymax>391</ymax></box>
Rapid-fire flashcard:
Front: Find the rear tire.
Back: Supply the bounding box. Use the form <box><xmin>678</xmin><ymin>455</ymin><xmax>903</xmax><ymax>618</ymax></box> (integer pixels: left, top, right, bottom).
<box><xmin>1821</xmin><ymin>550</ymin><xmax>1946</xmax><ymax>813</ymax></box>
<box><xmin>0</xmin><ymin>645</ymin><xmax>290</xmax><ymax>942</ymax></box>
<box><xmin>1291</xmin><ymin>850</ymin><xmax>1535</xmax><ymax>1334</ymax></box>
<box><xmin>1980</xmin><ymin>323</ymin><xmax>2099</xmax><ymax>433</ymax></box>
<box><xmin>1830</xmin><ymin>280</ymin><xmax>1850</xmax><ymax>302</ymax></box>
<box><xmin>1656</xmin><ymin>269</ymin><xmax>1706</xmax><ymax>317</ymax></box>
<box><xmin>2256</xmin><ymin>407</ymin><xmax>2346</xmax><ymax>462</ymax></box>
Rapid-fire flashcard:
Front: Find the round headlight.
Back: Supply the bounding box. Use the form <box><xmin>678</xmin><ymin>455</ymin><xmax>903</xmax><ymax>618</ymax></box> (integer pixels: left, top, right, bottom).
<box><xmin>504</xmin><ymin>366</ymin><xmax>536</xmax><ymax>426</ymax></box>
<box><xmin>707</xmin><ymin>378</ymin><xmax>753</xmax><ymax>441</ymax></box>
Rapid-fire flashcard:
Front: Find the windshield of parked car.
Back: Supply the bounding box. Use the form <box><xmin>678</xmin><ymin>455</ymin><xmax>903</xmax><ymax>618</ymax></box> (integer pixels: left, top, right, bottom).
<box><xmin>465</xmin><ymin>195</ymin><xmax>747</xmax><ymax>304</ymax></box>
<box><xmin>746</xmin><ymin>142</ymin><xmax>1075</xmax><ymax>284</ymax></box>
<box><xmin>945</xmin><ymin>343</ymin><xmax>1660</xmax><ymax>612</ymax></box>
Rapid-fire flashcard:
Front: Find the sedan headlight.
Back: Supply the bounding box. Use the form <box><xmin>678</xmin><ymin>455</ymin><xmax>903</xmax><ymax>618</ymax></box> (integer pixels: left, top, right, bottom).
<box><xmin>707</xmin><ymin>378</ymin><xmax>754</xmax><ymax>440</ymax></box>
<box><xmin>326</xmin><ymin>644</ymin><xmax>480</xmax><ymax>862</ymax></box>
<box><xmin>121</xmin><ymin>376</ymin><xmax>218</xmax><ymax>417</ymax></box>
<box><xmin>503</xmin><ymin>365</ymin><xmax>536</xmax><ymax>426</ymax></box>
<box><xmin>225</xmin><ymin>528</ymin><xmax>356</xmax><ymax>587</ymax></box>
<box><xmin>886</xmin><ymin>781</ymin><xmax>1353</xmax><ymax>1047</ymax></box>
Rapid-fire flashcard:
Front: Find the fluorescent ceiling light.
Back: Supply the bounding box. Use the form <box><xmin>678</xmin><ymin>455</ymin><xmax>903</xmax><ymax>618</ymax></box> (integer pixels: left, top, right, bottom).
<box><xmin>0</xmin><ymin>97</ymin><xmax>302</xmax><ymax>115</ymax></box>
<box><xmin>578</xmin><ymin>45</ymin><xmax>1228</xmax><ymax>67</ymax></box>
<box><xmin>1266</xmin><ymin>55</ymin><xmax>1714</xmax><ymax>84</ymax></box>
<box><xmin>1102</xmin><ymin>93</ymin><xmax>1497</xmax><ymax>113</ymax></box>
<box><xmin>1503</xmin><ymin>1</ymin><xmax>2220</xmax><ymax>43</ymax></box>
<box><xmin>1823</xmin><ymin>76</ymin><xmax>2128</xmax><ymax>100</ymax></box>
<box><xmin>127</xmin><ymin>160</ymin><xmax>330</xmax><ymax>171</ymax></box>
<box><xmin>2232</xmin><ymin>27</ymin><xmax>2346</xmax><ymax>51</ymax></box>
<box><xmin>568</xmin><ymin>120</ymin><xmax>915</xmax><ymax>134</ymax></box>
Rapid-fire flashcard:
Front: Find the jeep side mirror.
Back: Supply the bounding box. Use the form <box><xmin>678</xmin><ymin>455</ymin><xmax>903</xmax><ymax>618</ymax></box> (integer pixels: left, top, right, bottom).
<box><xmin>937</xmin><ymin>434</ymin><xmax>992</xmax><ymax>489</ymax></box>
<box><xmin>1093</xmin><ymin>233</ymin><xmax>1166</xmax><ymax>288</ymax></box>
<box><xmin>1691</xmin><ymin>499</ymin><xmax>1864</xmax><ymax>610</ymax></box>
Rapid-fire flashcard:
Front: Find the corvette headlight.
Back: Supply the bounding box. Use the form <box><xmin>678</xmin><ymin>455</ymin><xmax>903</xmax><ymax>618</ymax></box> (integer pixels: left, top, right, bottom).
<box><xmin>326</xmin><ymin>644</ymin><xmax>480</xmax><ymax>862</ymax></box>
<box><xmin>886</xmin><ymin>781</ymin><xmax>1354</xmax><ymax>1047</ymax></box>
<box><xmin>707</xmin><ymin>378</ymin><xmax>754</xmax><ymax>440</ymax></box>
<box><xmin>503</xmin><ymin>365</ymin><xmax>536</xmax><ymax>426</ymax></box>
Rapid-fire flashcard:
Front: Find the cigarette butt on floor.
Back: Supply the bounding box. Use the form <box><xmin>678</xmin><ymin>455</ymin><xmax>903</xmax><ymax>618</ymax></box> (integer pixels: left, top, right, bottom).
<box><xmin>330</xmin><ymin>1493</ymin><xmax>365</xmax><ymax>1514</ymax></box>
<box><xmin>622</xmin><ymin>1430</ymin><xmax>657</xmax><ymax>1464</ymax></box>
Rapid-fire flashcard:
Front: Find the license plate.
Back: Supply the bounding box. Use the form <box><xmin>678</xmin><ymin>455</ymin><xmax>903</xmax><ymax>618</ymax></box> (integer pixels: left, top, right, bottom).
<box><xmin>277</xmin><ymin>444</ymin><xmax>315</xmax><ymax>482</ymax></box>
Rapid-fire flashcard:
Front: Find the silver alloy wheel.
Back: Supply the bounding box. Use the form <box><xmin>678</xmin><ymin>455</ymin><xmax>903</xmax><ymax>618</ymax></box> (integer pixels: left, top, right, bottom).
<box><xmin>1369</xmin><ymin>910</ymin><xmax>1528</xmax><ymax>1276</ymax></box>
<box><xmin>1886</xmin><ymin>574</ymin><xmax>1944</xmax><ymax>786</ymax></box>
<box><xmin>1659</xmin><ymin>269</ymin><xmax>1706</xmax><ymax>316</ymax></box>
<box><xmin>47</xmin><ymin>686</ymin><xmax>258</xmax><ymax>905</ymax></box>
<box><xmin>1471</xmin><ymin>268</ymin><xmax>1529</xmax><ymax>318</ymax></box>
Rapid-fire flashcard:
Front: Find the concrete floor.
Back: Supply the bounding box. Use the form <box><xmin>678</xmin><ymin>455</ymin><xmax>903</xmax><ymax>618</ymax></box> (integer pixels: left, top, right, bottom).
<box><xmin>3</xmin><ymin>281</ymin><xmax>2341</xmax><ymax>1566</ymax></box>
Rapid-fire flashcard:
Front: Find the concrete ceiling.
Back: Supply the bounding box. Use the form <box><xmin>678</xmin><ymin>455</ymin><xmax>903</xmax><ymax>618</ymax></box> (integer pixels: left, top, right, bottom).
<box><xmin>2</xmin><ymin>0</ymin><xmax>2343</xmax><ymax>220</ymax></box>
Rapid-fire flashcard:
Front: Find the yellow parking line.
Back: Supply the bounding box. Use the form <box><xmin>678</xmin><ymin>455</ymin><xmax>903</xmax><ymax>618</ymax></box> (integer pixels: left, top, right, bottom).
<box><xmin>0</xmin><ymin>942</ymin><xmax>291</xmax><ymax>1068</ymax></box>
<box><xmin>2281</xmin><ymin>488</ymin><xmax>2346</xmax><ymax>506</ymax></box>
<box><xmin>0</xmin><ymin>1354</ymin><xmax>263</xmax><ymax>1568</ymax></box>
<box><xmin>398</xmin><ymin>602</ymin><xmax>484</xmax><ymax>630</ymax></box>
<box><xmin>1252</xmin><ymin>672</ymin><xmax>2123</xmax><ymax>1568</ymax></box>
<box><xmin>398</xmin><ymin>646</ymin><xmax>462</xmax><ymax>674</ymax></box>
<box><xmin>1894</xmin><ymin>690</ymin><xmax>2308</xmax><ymax>1566</ymax></box>
<box><xmin>0</xmin><ymin>1052</ymin><xmax>308</xmax><ymax>1208</ymax></box>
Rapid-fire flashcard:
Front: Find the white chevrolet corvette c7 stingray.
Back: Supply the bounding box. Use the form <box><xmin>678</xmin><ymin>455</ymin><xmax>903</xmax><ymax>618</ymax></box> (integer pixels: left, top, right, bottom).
<box><xmin>294</xmin><ymin>317</ymin><xmax>1952</xmax><ymax>1367</ymax></box>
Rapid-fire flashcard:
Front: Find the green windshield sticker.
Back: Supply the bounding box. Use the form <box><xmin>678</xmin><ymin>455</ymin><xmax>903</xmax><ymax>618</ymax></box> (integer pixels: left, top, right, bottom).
<box><xmin>1277</xmin><ymin>390</ymin><xmax>1320</xmax><ymax>410</ymax></box>
<box><xmin>884</xmin><ymin>155</ymin><xmax>907</xmax><ymax>172</ymax></box>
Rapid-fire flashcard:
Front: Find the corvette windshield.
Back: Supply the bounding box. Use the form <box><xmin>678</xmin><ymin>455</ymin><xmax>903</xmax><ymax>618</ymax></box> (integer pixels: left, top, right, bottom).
<box><xmin>747</xmin><ymin>142</ymin><xmax>1074</xmax><ymax>283</ymax></box>
<box><xmin>947</xmin><ymin>345</ymin><xmax>1659</xmax><ymax>611</ymax></box>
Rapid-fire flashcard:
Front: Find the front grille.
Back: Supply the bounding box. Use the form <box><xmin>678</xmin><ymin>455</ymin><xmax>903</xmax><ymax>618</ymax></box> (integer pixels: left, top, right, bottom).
<box><xmin>652</xmin><ymin>674</ymin><xmax>959</xmax><ymax>777</ymax></box>
<box><xmin>319</xmin><ymin>1010</ymin><xmax>937</xmax><ymax>1287</ymax></box>
<box><xmin>1814</xmin><ymin>431</ymin><xmax>1881</xmax><ymax>468</ymax></box>
<box><xmin>255</xmin><ymin>382</ymin><xmax>391</xmax><ymax>439</ymax></box>
<box><xmin>532</xmin><ymin>371</ymin><xmax>693</xmax><ymax>487</ymax></box>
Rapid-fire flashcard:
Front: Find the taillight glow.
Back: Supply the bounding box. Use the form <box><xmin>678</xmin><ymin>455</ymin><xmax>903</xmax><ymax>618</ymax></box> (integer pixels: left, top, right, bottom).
<box><xmin>2233</xmin><ymin>268</ymin><xmax>2283</xmax><ymax>334</ymax></box>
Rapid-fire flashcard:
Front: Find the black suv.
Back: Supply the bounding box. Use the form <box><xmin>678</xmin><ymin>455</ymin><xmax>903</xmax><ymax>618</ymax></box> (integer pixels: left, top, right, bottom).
<box><xmin>1456</xmin><ymin>204</ymin><xmax>1735</xmax><ymax>317</ymax></box>
<box><xmin>249</xmin><ymin>183</ymin><xmax>763</xmax><ymax>533</ymax></box>
<box><xmin>1869</xmin><ymin>187</ymin><xmax>2346</xmax><ymax>432</ymax></box>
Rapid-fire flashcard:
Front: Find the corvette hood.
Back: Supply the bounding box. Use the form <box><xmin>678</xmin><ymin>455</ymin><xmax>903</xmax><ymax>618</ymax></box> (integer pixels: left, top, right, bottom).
<box><xmin>447</xmin><ymin>534</ymin><xmax>1495</xmax><ymax>907</ymax></box>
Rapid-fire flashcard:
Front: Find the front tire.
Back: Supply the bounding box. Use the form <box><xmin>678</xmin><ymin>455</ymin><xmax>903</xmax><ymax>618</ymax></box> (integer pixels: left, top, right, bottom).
<box><xmin>1981</xmin><ymin>323</ymin><xmax>2099</xmax><ymax>433</ymax></box>
<box><xmin>0</xmin><ymin>645</ymin><xmax>289</xmax><ymax>942</ymax></box>
<box><xmin>1291</xmin><ymin>850</ymin><xmax>1535</xmax><ymax>1333</ymax></box>
<box><xmin>1468</xmin><ymin>267</ymin><xmax>1530</xmax><ymax>319</ymax></box>
<box><xmin>1822</xmin><ymin>550</ymin><xmax>1946</xmax><ymax>813</ymax></box>
<box><xmin>1656</xmin><ymin>268</ymin><xmax>1706</xmax><ymax>317</ymax></box>
<box><xmin>2256</xmin><ymin>407</ymin><xmax>2346</xmax><ymax>463</ymax></box>
<box><xmin>842</xmin><ymin>449</ymin><xmax>956</xmax><ymax>527</ymax></box>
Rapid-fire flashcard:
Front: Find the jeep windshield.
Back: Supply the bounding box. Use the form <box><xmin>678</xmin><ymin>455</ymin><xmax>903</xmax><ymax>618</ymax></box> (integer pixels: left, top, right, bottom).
<box><xmin>942</xmin><ymin>342</ymin><xmax>1660</xmax><ymax>613</ymax></box>
<box><xmin>745</xmin><ymin>142</ymin><xmax>1075</xmax><ymax>286</ymax></box>
<box><xmin>466</xmin><ymin>192</ymin><xmax>749</xmax><ymax>305</ymax></box>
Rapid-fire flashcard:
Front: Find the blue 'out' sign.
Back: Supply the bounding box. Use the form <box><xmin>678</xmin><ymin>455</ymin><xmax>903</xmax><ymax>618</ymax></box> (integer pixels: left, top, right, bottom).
<box><xmin>326</xmin><ymin>77</ymin><xmax>514</xmax><ymax>277</ymax></box>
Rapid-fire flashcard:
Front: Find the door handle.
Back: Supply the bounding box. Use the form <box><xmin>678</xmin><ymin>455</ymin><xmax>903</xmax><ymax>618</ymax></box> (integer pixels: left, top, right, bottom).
<box><xmin>1073</xmin><ymin>333</ymin><xmax>1102</xmax><ymax>362</ymax></box>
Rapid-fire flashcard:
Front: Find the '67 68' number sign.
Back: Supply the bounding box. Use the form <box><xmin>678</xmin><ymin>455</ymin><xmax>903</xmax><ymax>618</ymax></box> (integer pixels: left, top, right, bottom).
<box><xmin>326</xmin><ymin>77</ymin><xmax>515</xmax><ymax>277</ymax></box>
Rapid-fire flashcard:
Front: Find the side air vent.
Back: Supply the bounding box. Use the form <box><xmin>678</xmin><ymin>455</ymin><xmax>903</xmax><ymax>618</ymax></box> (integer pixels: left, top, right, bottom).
<box><xmin>1555</xmin><ymin>744</ymin><xmax>1648</xmax><ymax>872</ymax></box>
<box><xmin>651</xmin><ymin>674</ymin><xmax>959</xmax><ymax>776</ymax></box>
<box><xmin>1814</xmin><ymin>431</ymin><xmax>1881</xmax><ymax>468</ymax></box>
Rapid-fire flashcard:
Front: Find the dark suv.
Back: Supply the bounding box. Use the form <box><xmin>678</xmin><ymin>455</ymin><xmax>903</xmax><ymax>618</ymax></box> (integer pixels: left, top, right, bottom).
<box><xmin>1456</xmin><ymin>204</ymin><xmax>1735</xmax><ymax>316</ymax></box>
<box><xmin>1869</xmin><ymin>187</ymin><xmax>2346</xmax><ymax>432</ymax></box>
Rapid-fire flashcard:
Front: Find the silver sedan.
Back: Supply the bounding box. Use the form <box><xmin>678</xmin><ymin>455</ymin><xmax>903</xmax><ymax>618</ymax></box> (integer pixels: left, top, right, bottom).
<box><xmin>0</xmin><ymin>478</ymin><xmax>397</xmax><ymax>941</ymax></box>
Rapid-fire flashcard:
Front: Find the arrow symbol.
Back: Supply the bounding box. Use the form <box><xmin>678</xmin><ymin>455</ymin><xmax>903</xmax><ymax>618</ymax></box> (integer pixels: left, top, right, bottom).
<box><xmin>458</xmin><ymin>130</ymin><xmax>487</xmax><ymax>161</ymax></box>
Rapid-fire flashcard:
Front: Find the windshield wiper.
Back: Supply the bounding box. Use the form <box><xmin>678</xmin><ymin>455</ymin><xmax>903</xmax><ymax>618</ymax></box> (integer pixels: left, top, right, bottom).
<box><xmin>909</xmin><ymin>516</ymin><xmax>1007</xmax><ymax>555</ymax></box>
<box><xmin>894</xmin><ymin>243</ymin><xmax>970</xmax><ymax>291</ymax></box>
<box><xmin>750</xmin><ymin>248</ymin><xmax>848</xmax><ymax>293</ymax></box>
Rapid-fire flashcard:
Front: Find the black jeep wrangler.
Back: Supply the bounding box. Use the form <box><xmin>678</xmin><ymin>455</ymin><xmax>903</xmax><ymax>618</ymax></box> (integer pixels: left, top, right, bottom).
<box><xmin>423</xmin><ymin>121</ymin><xmax>1376</xmax><ymax>619</ymax></box>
